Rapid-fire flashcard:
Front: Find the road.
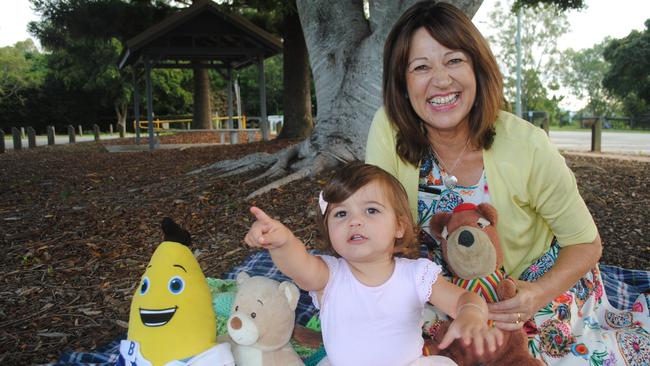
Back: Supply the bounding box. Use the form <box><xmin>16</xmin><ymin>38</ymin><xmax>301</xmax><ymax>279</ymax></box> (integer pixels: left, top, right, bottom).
<box><xmin>3</xmin><ymin>130</ymin><xmax>649</xmax><ymax>154</ymax></box>
<box><xmin>548</xmin><ymin>130</ymin><xmax>650</xmax><ymax>154</ymax></box>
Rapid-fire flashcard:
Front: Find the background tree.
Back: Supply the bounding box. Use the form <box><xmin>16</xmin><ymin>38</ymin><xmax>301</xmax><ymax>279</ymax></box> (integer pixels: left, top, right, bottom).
<box><xmin>172</xmin><ymin>0</ymin><xmax>213</xmax><ymax>129</ymax></box>
<box><xmin>513</xmin><ymin>0</ymin><xmax>583</xmax><ymax>11</ymax></box>
<box><xmin>221</xmin><ymin>0</ymin><xmax>313</xmax><ymax>139</ymax></box>
<box><xmin>602</xmin><ymin>19</ymin><xmax>650</xmax><ymax>127</ymax></box>
<box><xmin>0</xmin><ymin>40</ymin><xmax>44</xmax><ymax>105</ymax></box>
<box><xmin>235</xmin><ymin>56</ymin><xmax>283</xmax><ymax>116</ymax></box>
<box><xmin>27</xmin><ymin>0</ymin><xmax>178</xmax><ymax>129</ymax></box>
<box><xmin>0</xmin><ymin>40</ymin><xmax>47</xmax><ymax>131</ymax></box>
<box><xmin>486</xmin><ymin>0</ymin><xmax>569</xmax><ymax>123</ymax></box>
<box><xmin>560</xmin><ymin>39</ymin><xmax>623</xmax><ymax>118</ymax></box>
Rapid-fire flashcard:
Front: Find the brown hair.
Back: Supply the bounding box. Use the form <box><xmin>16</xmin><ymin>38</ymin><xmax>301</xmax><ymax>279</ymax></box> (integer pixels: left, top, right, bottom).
<box><xmin>317</xmin><ymin>161</ymin><xmax>418</xmax><ymax>258</ymax></box>
<box><xmin>383</xmin><ymin>1</ymin><xmax>503</xmax><ymax>166</ymax></box>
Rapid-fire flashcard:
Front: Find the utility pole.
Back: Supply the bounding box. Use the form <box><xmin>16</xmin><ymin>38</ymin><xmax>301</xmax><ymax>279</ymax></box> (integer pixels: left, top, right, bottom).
<box><xmin>515</xmin><ymin>6</ymin><xmax>523</xmax><ymax>118</ymax></box>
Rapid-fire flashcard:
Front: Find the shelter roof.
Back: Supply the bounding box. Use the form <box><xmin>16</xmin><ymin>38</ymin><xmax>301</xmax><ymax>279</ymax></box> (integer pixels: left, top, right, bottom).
<box><xmin>118</xmin><ymin>0</ymin><xmax>282</xmax><ymax>70</ymax></box>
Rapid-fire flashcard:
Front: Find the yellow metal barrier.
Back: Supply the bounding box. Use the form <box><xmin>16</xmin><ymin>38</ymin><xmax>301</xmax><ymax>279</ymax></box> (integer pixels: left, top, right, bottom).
<box><xmin>133</xmin><ymin>118</ymin><xmax>191</xmax><ymax>131</ymax></box>
<box><xmin>213</xmin><ymin>115</ymin><xmax>247</xmax><ymax>129</ymax></box>
<box><xmin>133</xmin><ymin>116</ymin><xmax>246</xmax><ymax>131</ymax></box>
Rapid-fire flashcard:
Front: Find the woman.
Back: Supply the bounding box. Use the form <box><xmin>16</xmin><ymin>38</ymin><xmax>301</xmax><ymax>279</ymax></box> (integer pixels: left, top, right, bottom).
<box><xmin>366</xmin><ymin>1</ymin><xmax>649</xmax><ymax>364</ymax></box>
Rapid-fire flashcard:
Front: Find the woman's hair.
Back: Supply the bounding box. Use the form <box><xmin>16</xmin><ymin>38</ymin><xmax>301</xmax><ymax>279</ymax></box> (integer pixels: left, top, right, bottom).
<box><xmin>383</xmin><ymin>1</ymin><xmax>504</xmax><ymax>166</ymax></box>
<box><xmin>317</xmin><ymin>161</ymin><xmax>418</xmax><ymax>258</ymax></box>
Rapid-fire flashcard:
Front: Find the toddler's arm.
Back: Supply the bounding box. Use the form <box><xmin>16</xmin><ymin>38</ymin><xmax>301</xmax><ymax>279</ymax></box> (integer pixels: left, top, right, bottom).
<box><xmin>244</xmin><ymin>206</ymin><xmax>329</xmax><ymax>292</ymax></box>
<box><xmin>428</xmin><ymin>278</ymin><xmax>503</xmax><ymax>355</ymax></box>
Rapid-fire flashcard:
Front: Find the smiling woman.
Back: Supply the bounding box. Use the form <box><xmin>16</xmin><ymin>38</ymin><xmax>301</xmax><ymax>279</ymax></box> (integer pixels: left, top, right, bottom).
<box><xmin>366</xmin><ymin>1</ymin><xmax>650</xmax><ymax>364</ymax></box>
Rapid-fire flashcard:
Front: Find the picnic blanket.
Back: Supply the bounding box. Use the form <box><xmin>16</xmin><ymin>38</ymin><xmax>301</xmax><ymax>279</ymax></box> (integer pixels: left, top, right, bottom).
<box><xmin>47</xmin><ymin>250</ymin><xmax>649</xmax><ymax>366</ymax></box>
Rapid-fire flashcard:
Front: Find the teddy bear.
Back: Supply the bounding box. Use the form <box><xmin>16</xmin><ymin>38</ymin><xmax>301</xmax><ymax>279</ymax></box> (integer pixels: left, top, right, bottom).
<box><xmin>226</xmin><ymin>272</ymin><xmax>304</xmax><ymax>366</ymax></box>
<box><xmin>117</xmin><ymin>217</ymin><xmax>235</xmax><ymax>366</ymax></box>
<box><xmin>427</xmin><ymin>202</ymin><xmax>542</xmax><ymax>366</ymax></box>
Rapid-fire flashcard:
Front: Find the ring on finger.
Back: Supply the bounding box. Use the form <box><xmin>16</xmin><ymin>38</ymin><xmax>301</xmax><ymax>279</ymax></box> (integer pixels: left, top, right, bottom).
<box><xmin>515</xmin><ymin>312</ymin><xmax>522</xmax><ymax>325</ymax></box>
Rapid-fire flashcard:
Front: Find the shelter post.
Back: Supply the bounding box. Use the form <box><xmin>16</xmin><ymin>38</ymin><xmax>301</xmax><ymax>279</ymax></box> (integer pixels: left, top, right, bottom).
<box><xmin>133</xmin><ymin>71</ymin><xmax>141</xmax><ymax>144</ymax></box>
<box><xmin>145</xmin><ymin>59</ymin><xmax>155</xmax><ymax>151</ymax></box>
<box><xmin>227</xmin><ymin>66</ymin><xmax>233</xmax><ymax>130</ymax></box>
<box><xmin>258</xmin><ymin>55</ymin><xmax>269</xmax><ymax>141</ymax></box>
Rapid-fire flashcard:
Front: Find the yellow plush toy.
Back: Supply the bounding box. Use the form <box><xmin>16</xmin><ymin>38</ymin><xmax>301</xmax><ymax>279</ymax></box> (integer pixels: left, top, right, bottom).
<box><xmin>117</xmin><ymin>218</ymin><xmax>235</xmax><ymax>366</ymax></box>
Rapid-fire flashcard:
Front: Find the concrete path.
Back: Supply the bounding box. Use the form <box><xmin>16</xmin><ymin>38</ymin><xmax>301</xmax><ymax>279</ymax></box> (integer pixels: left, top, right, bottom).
<box><xmin>3</xmin><ymin>134</ymin><xmax>130</xmax><ymax>149</ymax></box>
<box><xmin>104</xmin><ymin>143</ymin><xmax>218</xmax><ymax>152</ymax></box>
<box><xmin>3</xmin><ymin>130</ymin><xmax>649</xmax><ymax>155</ymax></box>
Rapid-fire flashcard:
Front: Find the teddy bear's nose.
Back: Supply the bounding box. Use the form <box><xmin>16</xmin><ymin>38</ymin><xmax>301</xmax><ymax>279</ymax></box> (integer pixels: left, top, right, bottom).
<box><xmin>230</xmin><ymin>316</ymin><xmax>242</xmax><ymax>330</ymax></box>
<box><xmin>458</xmin><ymin>230</ymin><xmax>474</xmax><ymax>247</ymax></box>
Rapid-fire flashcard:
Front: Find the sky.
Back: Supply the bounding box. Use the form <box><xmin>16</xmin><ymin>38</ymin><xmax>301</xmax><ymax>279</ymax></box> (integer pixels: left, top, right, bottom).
<box><xmin>473</xmin><ymin>0</ymin><xmax>649</xmax><ymax>51</ymax></box>
<box><xmin>472</xmin><ymin>0</ymin><xmax>650</xmax><ymax>109</ymax></box>
<box><xmin>1</xmin><ymin>0</ymin><xmax>648</xmax><ymax>109</ymax></box>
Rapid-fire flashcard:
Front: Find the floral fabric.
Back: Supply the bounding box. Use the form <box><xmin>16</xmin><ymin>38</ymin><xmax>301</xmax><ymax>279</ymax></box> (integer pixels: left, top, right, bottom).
<box><xmin>417</xmin><ymin>152</ymin><xmax>650</xmax><ymax>365</ymax></box>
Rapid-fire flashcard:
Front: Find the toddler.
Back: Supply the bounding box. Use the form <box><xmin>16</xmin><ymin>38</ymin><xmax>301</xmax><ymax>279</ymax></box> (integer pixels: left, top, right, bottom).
<box><xmin>245</xmin><ymin>162</ymin><xmax>501</xmax><ymax>366</ymax></box>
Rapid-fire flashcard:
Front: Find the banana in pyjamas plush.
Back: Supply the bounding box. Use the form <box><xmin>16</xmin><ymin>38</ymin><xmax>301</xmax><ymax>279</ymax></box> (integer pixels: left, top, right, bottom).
<box><xmin>117</xmin><ymin>218</ymin><xmax>235</xmax><ymax>366</ymax></box>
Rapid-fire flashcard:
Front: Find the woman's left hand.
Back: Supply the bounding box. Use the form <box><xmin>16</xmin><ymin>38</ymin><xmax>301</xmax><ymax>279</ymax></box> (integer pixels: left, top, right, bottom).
<box><xmin>487</xmin><ymin>279</ymin><xmax>547</xmax><ymax>330</ymax></box>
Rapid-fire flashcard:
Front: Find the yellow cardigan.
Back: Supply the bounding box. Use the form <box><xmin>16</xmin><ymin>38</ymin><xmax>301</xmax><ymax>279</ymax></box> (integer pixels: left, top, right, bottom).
<box><xmin>365</xmin><ymin>107</ymin><xmax>598</xmax><ymax>278</ymax></box>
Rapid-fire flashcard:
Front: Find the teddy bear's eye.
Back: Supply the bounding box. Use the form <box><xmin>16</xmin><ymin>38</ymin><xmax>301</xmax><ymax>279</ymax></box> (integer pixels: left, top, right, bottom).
<box><xmin>235</xmin><ymin>305</ymin><xmax>239</xmax><ymax>311</ymax></box>
<box><xmin>251</xmin><ymin>312</ymin><xmax>256</xmax><ymax>318</ymax></box>
<box><xmin>477</xmin><ymin>217</ymin><xmax>490</xmax><ymax>228</ymax></box>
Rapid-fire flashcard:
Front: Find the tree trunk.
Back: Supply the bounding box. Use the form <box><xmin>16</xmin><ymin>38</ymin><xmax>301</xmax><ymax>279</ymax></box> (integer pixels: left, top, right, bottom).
<box><xmin>191</xmin><ymin>0</ymin><xmax>483</xmax><ymax>198</ymax></box>
<box><xmin>192</xmin><ymin>65</ymin><xmax>212</xmax><ymax>129</ymax></box>
<box><xmin>277</xmin><ymin>8</ymin><xmax>313</xmax><ymax>139</ymax></box>
<box><xmin>115</xmin><ymin>102</ymin><xmax>127</xmax><ymax>129</ymax></box>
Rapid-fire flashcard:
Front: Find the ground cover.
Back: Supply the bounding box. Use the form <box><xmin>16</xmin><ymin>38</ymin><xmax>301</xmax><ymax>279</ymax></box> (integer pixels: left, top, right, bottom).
<box><xmin>0</xmin><ymin>133</ymin><xmax>648</xmax><ymax>364</ymax></box>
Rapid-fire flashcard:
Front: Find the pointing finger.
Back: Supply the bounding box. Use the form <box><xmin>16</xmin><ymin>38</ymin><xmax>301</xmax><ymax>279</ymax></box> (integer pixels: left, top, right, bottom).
<box><xmin>250</xmin><ymin>206</ymin><xmax>273</xmax><ymax>223</ymax></box>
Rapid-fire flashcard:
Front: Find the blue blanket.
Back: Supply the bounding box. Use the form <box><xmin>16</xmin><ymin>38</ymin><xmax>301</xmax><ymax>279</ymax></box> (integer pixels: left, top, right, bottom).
<box><xmin>46</xmin><ymin>250</ymin><xmax>649</xmax><ymax>366</ymax></box>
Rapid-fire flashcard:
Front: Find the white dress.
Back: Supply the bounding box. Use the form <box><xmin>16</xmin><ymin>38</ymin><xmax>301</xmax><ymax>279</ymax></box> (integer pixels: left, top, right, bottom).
<box><xmin>310</xmin><ymin>255</ymin><xmax>457</xmax><ymax>366</ymax></box>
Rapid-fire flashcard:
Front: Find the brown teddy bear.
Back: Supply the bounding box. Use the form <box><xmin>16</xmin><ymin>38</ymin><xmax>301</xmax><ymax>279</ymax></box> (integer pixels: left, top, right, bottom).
<box><xmin>427</xmin><ymin>202</ymin><xmax>542</xmax><ymax>366</ymax></box>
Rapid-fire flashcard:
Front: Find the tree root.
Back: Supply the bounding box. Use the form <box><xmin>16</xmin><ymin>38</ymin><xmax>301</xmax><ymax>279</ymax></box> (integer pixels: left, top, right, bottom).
<box><xmin>190</xmin><ymin>141</ymin><xmax>350</xmax><ymax>199</ymax></box>
<box><xmin>245</xmin><ymin>144</ymin><xmax>300</xmax><ymax>184</ymax></box>
<box><xmin>187</xmin><ymin>152</ymin><xmax>276</xmax><ymax>176</ymax></box>
<box><xmin>246</xmin><ymin>153</ymin><xmax>336</xmax><ymax>200</ymax></box>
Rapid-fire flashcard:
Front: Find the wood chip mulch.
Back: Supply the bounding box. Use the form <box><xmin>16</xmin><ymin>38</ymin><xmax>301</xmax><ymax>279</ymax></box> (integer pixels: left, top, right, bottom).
<box><xmin>0</xmin><ymin>132</ymin><xmax>648</xmax><ymax>365</ymax></box>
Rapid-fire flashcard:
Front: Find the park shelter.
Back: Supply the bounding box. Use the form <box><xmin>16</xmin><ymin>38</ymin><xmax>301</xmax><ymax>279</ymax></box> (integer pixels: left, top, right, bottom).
<box><xmin>117</xmin><ymin>0</ymin><xmax>282</xmax><ymax>150</ymax></box>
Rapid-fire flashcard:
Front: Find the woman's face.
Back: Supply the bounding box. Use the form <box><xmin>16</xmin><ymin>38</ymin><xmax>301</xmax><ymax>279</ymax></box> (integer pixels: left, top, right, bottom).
<box><xmin>405</xmin><ymin>27</ymin><xmax>476</xmax><ymax>134</ymax></box>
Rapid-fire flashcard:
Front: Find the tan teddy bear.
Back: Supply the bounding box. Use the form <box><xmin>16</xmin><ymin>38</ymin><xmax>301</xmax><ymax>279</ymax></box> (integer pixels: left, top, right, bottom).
<box><xmin>226</xmin><ymin>272</ymin><xmax>304</xmax><ymax>366</ymax></box>
<box><xmin>428</xmin><ymin>202</ymin><xmax>542</xmax><ymax>366</ymax></box>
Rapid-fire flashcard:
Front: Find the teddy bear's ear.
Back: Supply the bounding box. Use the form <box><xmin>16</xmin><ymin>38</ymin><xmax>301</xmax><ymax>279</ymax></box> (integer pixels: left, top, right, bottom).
<box><xmin>430</xmin><ymin>212</ymin><xmax>452</xmax><ymax>239</ymax></box>
<box><xmin>279</xmin><ymin>281</ymin><xmax>300</xmax><ymax>311</ymax></box>
<box><xmin>161</xmin><ymin>217</ymin><xmax>192</xmax><ymax>247</ymax></box>
<box><xmin>476</xmin><ymin>203</ymin><xmax>498</xmax><ymax>226</ymax></box>
<box><xmin>236</xmin><ymin>271</ymin><xmax>251</xmax><ymax>285</ymax></box>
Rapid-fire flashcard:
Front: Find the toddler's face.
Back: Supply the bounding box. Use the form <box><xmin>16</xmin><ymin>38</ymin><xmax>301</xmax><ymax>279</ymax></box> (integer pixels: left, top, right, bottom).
<box><xmin>326</xmin><ymin>181</ymin><xmax>405</xmax><ymax>264</ymax></box>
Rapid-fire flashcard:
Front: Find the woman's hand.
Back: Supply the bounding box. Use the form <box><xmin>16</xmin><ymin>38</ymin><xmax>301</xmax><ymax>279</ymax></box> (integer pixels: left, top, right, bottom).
<box><xmin>488</xmin><ymin>279</ymin><xmax>547</xmax><ymax>330</ymax></box>
<box><xmin>438</xmin><ymin>304</ymin><xmax>504</xmax><ymax>355</ymax></box>
<box><xmin>244</xmin><ymin>206</ymin><xmax>295</xmax><ymax>250</ymax></box>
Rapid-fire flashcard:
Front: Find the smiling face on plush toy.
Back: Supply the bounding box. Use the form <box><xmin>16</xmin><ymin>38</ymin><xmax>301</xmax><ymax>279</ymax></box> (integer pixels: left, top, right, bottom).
<box><xmin>127</xmin><ymin>218</ymin><xmax>217</xmax><ymax>366</ymax></box>
<box><xmin>430</xmin><ymin>203</ymin><xmax>502</xmax><ymax>279</ymax></box>
<box><xmin>131</xmin><ymin>242</ymin><xmax>210</xmax><ymax>329</ymax></box>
